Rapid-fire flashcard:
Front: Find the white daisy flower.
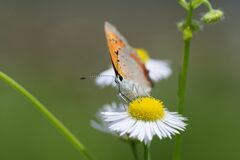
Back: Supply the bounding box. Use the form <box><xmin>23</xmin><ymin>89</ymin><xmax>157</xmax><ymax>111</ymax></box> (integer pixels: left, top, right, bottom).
<box><xmin>95</xmin><ymin>49</ymin><xmax>172</xmax><ymax>87</ymax></box>
<box><xmin>101</xmin><ymin>97</ymin><xmax>187</xmax><ymax>144</ymax></box>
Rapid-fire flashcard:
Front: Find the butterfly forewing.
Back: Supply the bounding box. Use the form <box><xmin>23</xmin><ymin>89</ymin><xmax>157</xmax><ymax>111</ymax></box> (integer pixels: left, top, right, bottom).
<box><xmin>104</xmin><ymin>22</ymin><xmax>152</xmax><ymax>96</ymax></box>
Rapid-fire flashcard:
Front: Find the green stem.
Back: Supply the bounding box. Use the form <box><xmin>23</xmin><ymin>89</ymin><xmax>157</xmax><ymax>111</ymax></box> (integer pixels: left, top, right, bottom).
<box><xmin>174</xmin><ymin>1</ymin><xmax>193</xmax><ymax>160</ymax></box>
<box><xmin>178</xmin><ymin>39</ymin><xmax>191</xmax><ymax>114</ymax></box>
<box><xmin>130</xmin><ymin>142</ymin><xmax>139</xmax><ymax>160</ymax></box>
<box><xmin>144</xmin><ymin>143</ymin><xmax>151</xmax><ymax>160</ymax></box>
<box><xmin>203</xmin><ymin>0</ymin><xmax>213</xmax><ymax>10</ymax></box>
<box><xmin>0</xmin><ymin>71</ymin><xmax>94</xmax><ymax>160</ymax></box>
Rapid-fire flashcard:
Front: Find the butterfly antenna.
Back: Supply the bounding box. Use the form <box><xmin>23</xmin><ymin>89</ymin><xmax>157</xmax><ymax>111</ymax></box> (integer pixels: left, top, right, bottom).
<box><xmin>80</xmin><ymin>75</ymin><xmax>115</xmax><ymax>80</ymax></box>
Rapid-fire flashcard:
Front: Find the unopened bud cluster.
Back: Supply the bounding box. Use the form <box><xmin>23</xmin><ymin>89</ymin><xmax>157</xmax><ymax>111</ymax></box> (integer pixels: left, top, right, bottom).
<box><xmin>201</xmin><ymin>9</ymin><xmax>224</xmax><ymax>24</ymax></box>
<box><xmin>178</xmin><ymin>0</ymin><xmax>224</xmax><ymax>40</ymax></box>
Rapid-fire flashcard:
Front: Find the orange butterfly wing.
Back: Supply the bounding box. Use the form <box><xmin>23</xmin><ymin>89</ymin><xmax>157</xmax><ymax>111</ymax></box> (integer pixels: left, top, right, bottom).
<box><xmin>104</xmin><ymin>22</ymin><xmax>152</xmax><ymax>88</ymax></box>
<box><xmin>104</xmin><ymin>22</ymin><xmax>127</xmax><ymax>78</ymax></box>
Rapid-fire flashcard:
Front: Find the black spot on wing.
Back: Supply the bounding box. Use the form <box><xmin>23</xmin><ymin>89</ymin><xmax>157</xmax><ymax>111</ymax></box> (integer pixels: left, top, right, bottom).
<box><xmin>114</xmin><ymin>50</ymin><xmax>119</xmax><ymax>55</ymax></box>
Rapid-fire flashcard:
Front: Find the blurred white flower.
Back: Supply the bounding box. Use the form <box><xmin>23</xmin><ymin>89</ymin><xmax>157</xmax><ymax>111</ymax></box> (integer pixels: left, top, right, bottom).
<box><xmin>91</xmin><ymin>103</ymin><xmax>137</xmax><ymax>141</ymax></box>
<box><xmin>146</xmin><ymin>59</ymin><xmax>171</xmax><ymax>82</ymax></box>
<box><xmin>95</xmin><ymin>68</ymin><xmax>115</xmax><ymax>88</ymax></box>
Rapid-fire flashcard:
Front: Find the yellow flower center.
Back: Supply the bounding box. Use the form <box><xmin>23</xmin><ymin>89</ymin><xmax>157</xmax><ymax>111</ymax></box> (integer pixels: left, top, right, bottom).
<box><xmin>135</xmin><ymin>48</ymin><xmax>150</xmax><ymax>63</ymax></box>
<box><xmin>128</xmin><ymin>97</ymin><xmax>165</xmax><ymax>121</ymax></box>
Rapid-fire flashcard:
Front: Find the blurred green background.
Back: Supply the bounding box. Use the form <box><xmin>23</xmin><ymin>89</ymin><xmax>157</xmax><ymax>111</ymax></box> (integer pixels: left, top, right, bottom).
<box><xmin>0</xmin><ymin>0</ymin><xmax>239</xmax><ymax>160</ymax></box>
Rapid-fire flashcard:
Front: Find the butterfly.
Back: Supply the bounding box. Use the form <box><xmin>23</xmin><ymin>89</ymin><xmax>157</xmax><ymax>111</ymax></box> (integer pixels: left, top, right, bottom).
<box><xmin>103</xmin><ymin>22</ymin><xmax>153</xmax><ymax>100</ymax></box>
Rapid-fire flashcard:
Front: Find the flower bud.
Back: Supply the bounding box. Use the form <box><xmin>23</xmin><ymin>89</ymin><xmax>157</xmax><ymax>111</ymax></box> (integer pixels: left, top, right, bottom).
<box><xmin>201</xmin><ymin>9</ymin><xmax>224</xmax><ymax>24</ymax></box>
<box><xmin>177</xmin><ymin>20</ymin><xmax>201</xmax><ymax>32</ymax></box>
<box><xmin>183</xmin><ymin>26</ymin><xmax>192</xmax><ymax>40</ymax></box>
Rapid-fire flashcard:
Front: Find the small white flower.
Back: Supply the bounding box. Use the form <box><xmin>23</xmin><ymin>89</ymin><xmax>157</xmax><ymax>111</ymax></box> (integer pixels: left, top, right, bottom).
<box><xmin>95</xmin><ymin>49</ymin><xmax>172</xmax><ymax>88</ymax></box>
<box><xmin>101</xmin><ymin>97</ymin><xmax>187</xmax><ymax>144</ymax></box>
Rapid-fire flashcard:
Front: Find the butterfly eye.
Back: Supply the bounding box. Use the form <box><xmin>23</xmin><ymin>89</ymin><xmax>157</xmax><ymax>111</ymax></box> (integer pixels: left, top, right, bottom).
<box><xmin>119</xmin><ymin>75</ymin><xmax>123</xmax><ymax>81</ymax></box>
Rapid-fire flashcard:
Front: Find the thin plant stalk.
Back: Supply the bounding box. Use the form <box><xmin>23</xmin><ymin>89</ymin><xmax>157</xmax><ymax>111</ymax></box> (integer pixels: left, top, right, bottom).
<box><xmin>144</xmin><ymin>143</ymin><xmax>151</xmax><ymax>160</ymax></box>
<box><xmin>0</xmin><ymin>71</ymin><xmax>94</xmax><ymax>160</ymax></box>
<box><xmin>174</xmin><ymin>1</ymin><xmax>194</xmax><ymax>160</ymax></box>
<box><xmin>130</xmin><ymin>142</ymin><xmax>139</xmax><ymax>160</ymax></box>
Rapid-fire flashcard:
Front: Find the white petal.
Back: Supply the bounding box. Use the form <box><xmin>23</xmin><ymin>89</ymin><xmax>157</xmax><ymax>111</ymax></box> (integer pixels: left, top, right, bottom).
<box><xmin>95</xmin><ymin>68</ymin><xmax>115</xmax><ymax>87</ymax></box>
<box><xmin>109</xmin><ymin>117</ymin><xmax>133</xmax><ymax>132</ymax></box>
<box><xmin>151</xmin><ymin>122</ymin><xmax>163</xmax><ymax>139</ymax></box>
<box><xmin>164</xmin><ymin>112</ymin><xmax>187</xmax><ymax>130</ymax></box>
<box><xmin>129</xmin><ymin>121</ymin><xmax>143</xmax><ymax>138</ymax></box>
<box><xmin>90</xmin><ymin>103</ymin><xmax>125</xmax><ymax>136</ymax></box>
<box><xmin>90</xmin><ymin>120</ymin><xmax>111</xmax><ymax>134</ymax></box>
<box><xmin>119</xmin><ymin>118</ymin><xmax>137</xmax><ymax>135</ymax></box>
<box><xmin>163</xmin><ymin>120</ymin><xmax>186</xmax><ymax>131</ymax></box>
<box><xmin>138</xmin><ymin>121</ymin><xmax>146</xmax><ymax>142</ymax></box>
<box><xmin>145</xmin><ymin>122</ymin><xmax>153</xmax><ymax>142</ymax></box>
<box><xmin>102</xmin><ymin>112</ymin><xmax>129</xmax><ymax>122</ymax></box>
<box><xmin>146</xmin><ymin>59</ymin><xmax>172</xmax><ymax>82</ymax></box>
<box><xmin>156</xmin><ymin>121</ymin><xmax>169</xmax><ymax>138</ymax></box>
<box><xmin>126</xmin><ymin>120</ymin><xmax>139</xmax><ymax>134</ymax></box>
<box><xmin>159</xmin><ymin>120</ymin><xmax>179</xmax><ymax>135</ymax></box>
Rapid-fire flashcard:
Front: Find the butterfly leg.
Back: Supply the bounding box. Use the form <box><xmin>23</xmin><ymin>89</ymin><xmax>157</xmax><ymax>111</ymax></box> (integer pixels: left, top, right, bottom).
<box><xmin>118</xmin><ymin>92</ymin><xmax>130</xmax><ymax>104</ymax></box>
<box><xmin>131</xmin><ymin>83</ymin><xmax>139</xmax><ymax>98</ymax></box>
<box><xmin>131</xmin><ymin>84</ymin><xmax>143</xmax><ymax>104</ymax></box>
<box><xmin>134</xmin><ymin>83</ymin><xmax>150</xmax><ymax>97</ymax></box>
<box><xmin>115</xmin><ymin>77</ymin><xmax>131</xmax><ymax>103</ymax></box>
<box><xmin>141</xmin><ymin>85</ymin><xmax>150</xmax><ymax>97</ymax></box>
